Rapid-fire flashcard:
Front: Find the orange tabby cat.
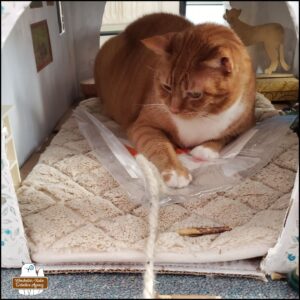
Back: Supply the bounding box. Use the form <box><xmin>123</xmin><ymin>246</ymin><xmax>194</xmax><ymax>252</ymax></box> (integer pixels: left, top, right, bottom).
<box><xmin>94</xmin><ymin>13</ymin><xmax>256</xmax><ymax>188</ymax></box>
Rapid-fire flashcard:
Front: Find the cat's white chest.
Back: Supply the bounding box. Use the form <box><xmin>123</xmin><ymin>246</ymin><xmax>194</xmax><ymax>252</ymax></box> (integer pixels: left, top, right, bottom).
<box><xmin>171</xmin><ymin>99</ymin><xmax>245</xmax><ymax>147</ymax></box>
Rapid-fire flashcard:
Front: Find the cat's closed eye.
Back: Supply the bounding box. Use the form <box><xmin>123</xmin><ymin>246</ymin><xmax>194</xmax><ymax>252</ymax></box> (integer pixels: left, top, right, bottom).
<box><xmin>187</xmin><ymin>91</ymin><xmax>203</xmax><ymax>100</ymax></box>
<box><xmin>161</xmin><ymin>83</ymin><xmax>172</xmax><ymax>93</ymax></box>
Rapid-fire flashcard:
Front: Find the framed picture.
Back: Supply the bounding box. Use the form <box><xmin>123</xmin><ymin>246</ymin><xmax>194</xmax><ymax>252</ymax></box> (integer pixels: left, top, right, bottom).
<box><xmin>46</xmin><ymin>1</ymin><xmax>55</xmax><ymax>6</ymax></box>
<box><xmin>30</xmin><ymin>20</ymin><xmax>53</xmax><ymax>72</ymax></box>
<box><xmin>30</xmin><ymin>1</ymin><xmax>43</xmax><ymax>8</ymax></box>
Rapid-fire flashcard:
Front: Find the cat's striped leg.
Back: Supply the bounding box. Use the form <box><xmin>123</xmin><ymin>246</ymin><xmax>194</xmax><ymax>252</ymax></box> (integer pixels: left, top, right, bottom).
<box><xmin>128</xmin><ymin>125</ymin><xmax>192</xmax><ymax>188</ymax></box>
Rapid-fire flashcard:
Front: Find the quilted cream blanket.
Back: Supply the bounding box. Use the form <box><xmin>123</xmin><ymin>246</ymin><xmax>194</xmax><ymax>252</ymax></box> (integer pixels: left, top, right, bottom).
<box><xmin>17</xmin><ymin>98</ymin><xmax>298</xmax><ymax>267</ymax></box>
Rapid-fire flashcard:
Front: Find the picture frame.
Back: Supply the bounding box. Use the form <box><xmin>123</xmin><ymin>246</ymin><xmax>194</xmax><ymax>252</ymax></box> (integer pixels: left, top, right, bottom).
<box><xmin>30</xmin><ymin>20</ymin><xmax>53</xmax><ymax>72</ymax></box>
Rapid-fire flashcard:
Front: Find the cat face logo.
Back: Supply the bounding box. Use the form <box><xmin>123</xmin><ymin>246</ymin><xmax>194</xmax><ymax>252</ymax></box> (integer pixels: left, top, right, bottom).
<box><xmin>12</xmin><ymin>262</ymin><xmax>48</xmax><ymax>296</ymax></box>
<box><xmin>22</xmin><ymin>264</ymin><xmax>35</xmax><ymax>274</ymax></box>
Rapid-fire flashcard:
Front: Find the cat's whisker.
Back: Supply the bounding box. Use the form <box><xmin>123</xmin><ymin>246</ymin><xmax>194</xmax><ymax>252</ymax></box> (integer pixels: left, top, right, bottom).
<box><xmin>144</xmin><ymin>104</ymin><xmax>168</xmax><ymax>110</ymax></box>
<box><xmin>198</xmin><ymin>114</ymin><xmax>217</xmax><ymax>122</ymax></box>
<box><xmin>135</xmin><ymin>103</ymin><xmax>165</xmax><ymax>107</ymax></box>
<box><xmin>181</xmin><ymin>112</ymin><xmax>198</xmax><ymax>116</ymax></box>
<box><xmin>146</xmin><ymin>65</ymin><xmax>156</xmax><ymax>72</ymax></box>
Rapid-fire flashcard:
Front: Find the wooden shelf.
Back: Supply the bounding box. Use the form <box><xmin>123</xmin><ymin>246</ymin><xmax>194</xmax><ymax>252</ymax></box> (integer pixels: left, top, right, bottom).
<box><xmin>5</xmin><ymin>135</ymin><xmax>12</xmax><ymax>144</ymax></box>
<box><xmin>9</xmin><ymin>160</ymin><xmax>17</xmax><ymax>170</ymax></box>
<box><xmin>1</xmin><ymin>105</ymin><xmax>13</xmax><ymax>118</ymax></box>
<box><xmin>1</xmin><ymin>105</ymin><xmax>21</xmax><ymax>189</ymax></box>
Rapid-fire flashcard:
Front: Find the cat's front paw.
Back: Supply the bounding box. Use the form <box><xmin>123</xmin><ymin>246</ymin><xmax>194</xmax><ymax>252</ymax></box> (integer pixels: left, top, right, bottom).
<box><xmin>162</xmin><ymin>169</ymin><xmax>192</xmax><ymax>188</ymax></box>
<box><xmin>190</xmin><ymin>145</ymin><xmax>220</xmax><ymax>160</ymax></box>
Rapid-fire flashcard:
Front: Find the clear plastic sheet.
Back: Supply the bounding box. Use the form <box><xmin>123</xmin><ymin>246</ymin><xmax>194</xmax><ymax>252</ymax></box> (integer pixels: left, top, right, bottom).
<box><xmin>74</xmin><ymin>105</ymin><xmax>295</xmax><ymax>205</ymax></box>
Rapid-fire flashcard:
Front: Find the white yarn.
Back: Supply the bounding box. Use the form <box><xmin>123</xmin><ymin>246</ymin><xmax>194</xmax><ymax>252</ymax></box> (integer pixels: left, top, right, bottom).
<box><xmin>136</xmin><ymin>155</ymin><xmax>161</xmax><ymax>299</ymax></box>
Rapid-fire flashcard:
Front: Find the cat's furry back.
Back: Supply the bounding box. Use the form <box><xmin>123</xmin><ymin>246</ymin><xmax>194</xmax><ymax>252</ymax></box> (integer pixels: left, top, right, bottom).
<box><xmin>94</xmin><ymin>13</ymin><xmax>256</xmax><ymax>188</ymax></box>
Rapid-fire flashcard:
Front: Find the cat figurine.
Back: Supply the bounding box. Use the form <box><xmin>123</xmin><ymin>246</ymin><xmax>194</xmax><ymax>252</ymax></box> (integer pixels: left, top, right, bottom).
<box><xmin>94</xmin><ymin>13</ymin><xmax>256</xmax><ymax>188</ymax></box>
<box><xmin>223</xmin><ymin>8</ymin><xmax>290</xmax><ymax>75</ymax></box>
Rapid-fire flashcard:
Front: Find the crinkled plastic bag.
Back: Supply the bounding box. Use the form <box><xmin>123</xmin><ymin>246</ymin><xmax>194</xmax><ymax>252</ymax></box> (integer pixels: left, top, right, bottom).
<box><xmin>74</xmin><ymin>104</ymin><xmax>295</xmax><ymax>205</ymax></box>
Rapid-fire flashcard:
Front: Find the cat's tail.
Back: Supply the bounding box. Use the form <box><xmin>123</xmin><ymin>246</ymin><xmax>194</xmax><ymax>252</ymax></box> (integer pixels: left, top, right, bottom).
<box><xmin>279</xmin><ymin>44</ymin><xmax>290</xmax><ymax>71</ymax></box>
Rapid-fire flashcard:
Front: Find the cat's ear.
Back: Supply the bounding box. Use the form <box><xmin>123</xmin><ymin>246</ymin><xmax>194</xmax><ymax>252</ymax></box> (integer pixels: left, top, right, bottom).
<box><xmin>203</xmin><ymin>56</ymin><xmax>233</xmax><ymax>74</ymax></box>
<box><xmin>141</xmin><ymin>32</ymin><xmax>174</xmax><ymax>56</ymax></box>
<box><xmin>220</xmin><ymin>57</ymin><xmax>233</xmax><ymax>73</ymax></box>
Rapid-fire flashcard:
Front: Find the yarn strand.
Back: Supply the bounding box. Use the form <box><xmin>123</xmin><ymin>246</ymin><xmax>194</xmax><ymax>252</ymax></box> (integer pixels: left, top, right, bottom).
<box><xmin>136</xmin><ymin>155</ymin><xmax>161</xmax><ymax>299</ymax></box>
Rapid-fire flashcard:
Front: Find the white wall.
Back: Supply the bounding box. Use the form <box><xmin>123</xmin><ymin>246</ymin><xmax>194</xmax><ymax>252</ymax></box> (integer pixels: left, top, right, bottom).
<box><xmin>287</xmin><ymin>1</ymin><xmax>299</xmax><ymax>77</ymax></box>
<box><xmin>1</xmin><ymin>2</ymin><xmax>105</xmax><ymax>166</ymax></box>
<box><xmin>229</xmin><ymin>1</ymin><xmax>298</xmax><ymax>76</ymax></box>
<box><xmin>69</xmin><ymin>1</ymin><xmax>106</xmax><ymax>84</ymax></box>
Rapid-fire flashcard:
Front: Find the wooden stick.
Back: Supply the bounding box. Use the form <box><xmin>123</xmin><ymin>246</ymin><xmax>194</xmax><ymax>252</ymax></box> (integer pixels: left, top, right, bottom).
<box><xmin>177</xmin><ymin>226</ymin><xmax>232</xmax><ymax>237</ymax></box>
<box><xmin>157</xmin><ymin>293</ymin><xmax>222</xmax><ymax>299</ymax></box>
<box><xmin>271</xmin><ymin>272</ymin><xmax>287</xmax><ymax>280</ymax></box>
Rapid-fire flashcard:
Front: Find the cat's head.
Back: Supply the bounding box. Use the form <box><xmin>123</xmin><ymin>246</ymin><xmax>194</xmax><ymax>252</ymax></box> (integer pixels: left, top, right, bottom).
<box><xmin>141</xmin><ymin>23</ymin><xmax>246</xmax><ymax>118</ymax></box>
<box><xmin>223</xmin><ymin>8</ymin><xmax>242</xmax><ymax>23</ymax></box>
